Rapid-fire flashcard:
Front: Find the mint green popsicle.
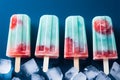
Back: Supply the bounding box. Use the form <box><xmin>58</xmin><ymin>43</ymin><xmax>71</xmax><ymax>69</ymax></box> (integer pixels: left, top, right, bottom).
<box><xmin>35</xmin><ymin>15</ymin><xmax>59</xmax><ymax>72</ymax></box>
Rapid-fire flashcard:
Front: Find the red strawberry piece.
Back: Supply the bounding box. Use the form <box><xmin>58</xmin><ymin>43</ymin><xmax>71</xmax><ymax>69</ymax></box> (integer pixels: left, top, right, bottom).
<box><xmin>65</xmin><ymin>37</ymin><xmax>73</xmax><ymax>52</ymax></box>
<box><xmin>50</xmin><ymin>45</ymin><xmax>55</xmax><ymax>51</ymax></box>
<box><xmin>10</xmin><ymin>16</ymin><xmax>17</xmax><ymax>29</ymax></box>
<box><xmin>39</xmin><ymin>45</ymin><xmax>44</xmax><ymax>51</ymax></box>
<box><xmin>94</xmin><ymin>19</ymin><xmax>112</xmax><ymax>35</ymax></box>
<box><xmin>17</xmin><ymin>43</ymin><xmax>26</xmax><ymax>52</ymax></box>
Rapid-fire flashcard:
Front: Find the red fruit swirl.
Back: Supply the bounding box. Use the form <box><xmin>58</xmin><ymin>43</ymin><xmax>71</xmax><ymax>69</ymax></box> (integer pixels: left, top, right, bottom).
<box><xmin>10</xmin><ymin>16</ymin><xmax>17</xmax><ymax>29</ymax></box>
<box><xmin>36</xmin><ymin>45</ymin><xmax>55</xmax><ymax>52</ymax></box>
<box><xmin>65</xmin><ymin>37</ymin><xmax>88</xmax><ymax>59</ymax></box>
<box><xmin>94</xmin><ymin>50</ymin><xmax>117</xmax><ymax>60</ymax></box>
<box><xmin>94</xmin><ymin>19</ymin><xmax>113</xmax><ymax>35</ymax></box>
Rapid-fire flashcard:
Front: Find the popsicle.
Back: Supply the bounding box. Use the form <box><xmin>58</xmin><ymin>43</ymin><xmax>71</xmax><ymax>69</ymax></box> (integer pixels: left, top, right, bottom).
<box><xmin>35</xmin><ymin>15</ymin><xmax>59</xmax><ymax>72</ymax></box>
<box><xmin>64</xmin><ymin>16</ymin><xmax>88</xmax><ymax>71</ymax></box>
<box><xmin>92</xmin><ymin>16</ymin><xmax>117</xmax><ymax>74</ymax></box>
<box><xmin>6</xmin><ymin>14</ymin><xmax>31</xmax><ymax>73</ymax></box>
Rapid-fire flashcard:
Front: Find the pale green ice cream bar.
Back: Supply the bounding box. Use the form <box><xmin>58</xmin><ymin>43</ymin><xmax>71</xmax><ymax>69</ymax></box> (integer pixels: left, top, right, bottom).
<box><xmin>64</xmin><ymin>16</ymin><xmax>88</xmax><ymax>59</ymax></box>
<box><xmin>6</xmin><ymin>14</ymin><xmax>31</xmax><ymax>58</ymax></box>
<box><xmin>35</xmin><ymin>15</ymin><xmax>59</xmax><ymax>58</ymax></box>
<box><xmin>92</xmin><ymin>16</ymin><xmax>117</xmax><ymax>60</ymax></box>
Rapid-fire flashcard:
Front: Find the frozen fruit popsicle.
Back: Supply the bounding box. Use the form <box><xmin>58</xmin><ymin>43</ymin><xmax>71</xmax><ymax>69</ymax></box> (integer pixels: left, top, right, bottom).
<box><xmin>6</xmin><ymin>14</ymin><xmax>31</xmax><ymax>73</ymax></box>
<box><xmin>64</xmin><ymin>16</ymin><xmax>88</xmax><ymax>71</ymax></box>
<box><xmin>35</xmin><ymin>15</ymin><xmax>59</xmax><ymax>72</ymax></box>
<box><xmin>92</xmin><ymin>16</ymin><xmax>117</xmax><ymax>74</ymax></box>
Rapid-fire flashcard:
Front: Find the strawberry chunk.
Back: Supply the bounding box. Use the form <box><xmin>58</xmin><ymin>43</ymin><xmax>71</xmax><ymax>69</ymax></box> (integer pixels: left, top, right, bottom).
<box><xmin>94</xmin><ymin>19</ymin><xmax>112</xmax><ymax>35</ymax></box>
<box><xmin>10</xmin><ymin>16</ymin><xmax>17</xmax><ymax>29</ymax></box>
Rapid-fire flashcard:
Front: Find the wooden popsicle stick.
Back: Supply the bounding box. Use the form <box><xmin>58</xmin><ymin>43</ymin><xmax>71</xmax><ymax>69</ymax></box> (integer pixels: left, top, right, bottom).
<box><xmin>74</xmin><ymin>57</ymin><xmax>79</xmax><ymax>71</ymax></box>
<box><xmin>15</xmin><ymin>57</ymin><xmax>21</xmax><ymax>73</ymax></box>
<box><xmin>43</xmin><ymin>56</ymin><xmax>49</xmax><ymax>72</ymax></box>
<box><xmin>103</xmin><ymin>59</ymin><xmax>109</xmax><ymax>75</ymax></box>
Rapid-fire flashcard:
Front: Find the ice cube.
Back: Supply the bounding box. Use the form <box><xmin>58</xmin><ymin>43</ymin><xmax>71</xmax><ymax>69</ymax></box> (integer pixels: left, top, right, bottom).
<box><xmin>84</xmin><ymin>65</ymin><xmax>99</xmax><ymax>80</ymax></box>
<box><xmin>110</xmin><ymin>62</ymin><xmax>120</xmax><ymax>80</ymax></box>
<box><xmin>0</xmin><ymin>59</ymin><xmax>11</xmax><ymax>74</ymax></box>
<box><xmin>21</xmin><ymin>59</ymin><xmax>39</xmax><ymax>76</ymax></box>
<box><xmin>65</xmin><ymin>67</ymin><xmax>79</xmax><ymax>80</ymax></box>
<box><xmin>95</xmin><ymin>71</ymin><xmax>111</xmax><ymax>80</ymax></box>
<box><xmin>46</xmin><ymin>67</ymin><xmax>63</xmax><ymax>80</ymax></box>
<box><xmin>0</xmin><ymin>59</ymin><xmax>13</xmax><ymax>80</ymax></box>
<box><xmin>12</xmin><ymin>77</ymin><xmax>21</xmax><ymax>80</ymax></box>
<box><xmin>31</xmin><ymin>74</ymin><xmax>45</xmax><ymax>80</ymax></box>
<box><xmin>73</xmin><ymin>72</ymin><xmax>86</xmax><ymax>80</ymax></box>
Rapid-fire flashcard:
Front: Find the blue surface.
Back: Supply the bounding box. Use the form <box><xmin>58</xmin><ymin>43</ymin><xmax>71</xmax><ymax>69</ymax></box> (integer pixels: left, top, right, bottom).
<box><xmin>0</xmin><ymin>0</ymin><xmax>120</xmax><ymax>79</ymax></box>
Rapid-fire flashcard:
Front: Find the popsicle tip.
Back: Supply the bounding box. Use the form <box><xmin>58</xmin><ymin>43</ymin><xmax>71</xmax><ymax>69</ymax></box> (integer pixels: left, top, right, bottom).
<box><xmin>92</xmin><ymin>16</ymin><xmax>111</xmax><ymax>21</ymax></box>
<box><xmin>10</xmin><ymin>14</ymin><xmax>30</xmax><ymax>26</ymax></box>
<box><xmin>40</xmin><ymin>15</ymin><xmax>58</xmax><ymax>20</ymax></box>
<box><xmin>65</xmin><ymin>16</ymin><xmax>84</xmax><ymax>25</ymax></box>
<box><xmin>11</xmin><ymin>14</ymin><xmax>29</xmax><ymax>17</ymax></box>
<box><xmin>66</xmin><ymin>15</ymin><xmax>84</xmax><ymax>20</ymax></box>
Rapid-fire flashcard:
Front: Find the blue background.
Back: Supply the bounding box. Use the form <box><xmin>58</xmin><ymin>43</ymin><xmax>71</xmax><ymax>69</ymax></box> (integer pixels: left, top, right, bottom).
<box><xmin>0</xmin><ymin>0</ymin><xmax>120</xmax><ymax>79</ymax></box>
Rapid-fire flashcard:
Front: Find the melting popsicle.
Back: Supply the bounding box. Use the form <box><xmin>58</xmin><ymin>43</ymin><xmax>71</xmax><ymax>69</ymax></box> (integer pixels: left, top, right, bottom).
<box><xmin>6</xmin><ymin>14</ymin><xmax>31</xmax><ymax>73</ymax></box>
<box><xmin>35</xmin><ymin>15</ymin><xmax>59</xmax><ymax>72</ymax></box>
<box><xmin>64</xmin><ymin>16</ymin><xmax>88</xmax><ymax>71</ymax></box>
<box><xmin>92</xmin><ymin>16</ymin><xmax>117</xmax><ymax>74</ymax></box>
